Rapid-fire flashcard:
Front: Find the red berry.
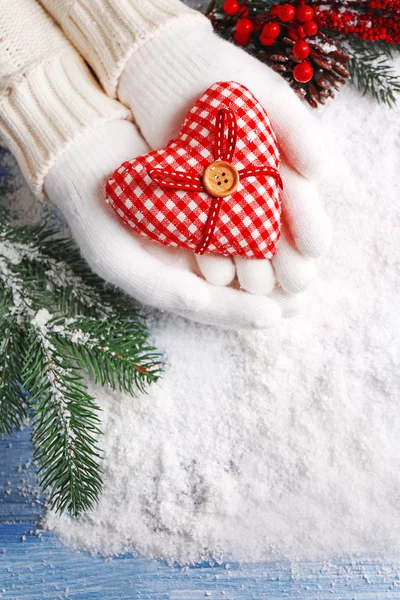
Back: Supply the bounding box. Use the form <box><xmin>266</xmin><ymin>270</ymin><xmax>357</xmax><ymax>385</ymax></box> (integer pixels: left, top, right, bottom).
<box><xmin>270</xmin><ymin>5</ymin><xmax>281</xmax><ymax>16</ymax></box>
<box><xmin>293</xmin><ymin>40</ymin><xmax>310</xmax><ymax>59</ymax></box>
<box><xmin>279</xmin><ymin>4</ymin><xmax>296</xmax><ymax>22</ymax></box>
<box><xmin>223</xmin><ymin>0</ymin><xmax>239</xmax><ymax>15</ymax></box>
<box><xmin>297</xmin><ymin>25</ymin><xmax>306</xmax><ymax>38</ymax></box>
<box><xmin>236</xmin><ymin>18</ymin><xmax>253</xmax><ymax>36</ymax></box>
<box><xmin>296</xmin><ymin>4</ymin><xmax>315</xmax><ymax>22</ymax></box>
<box><xmin>303</xmin><ymin>20</ymin><xmax>318</xmax><ymax>35</ymax></box>
<box><xmin>238</xmin><ymin>5</ymin><xmax>249</xmax><ymax>17</ymax></box>
<box><xmin>234</xmin><ymin>30</ymin><xmax>251</xmax><ymax>45</ymax></box>
<box><xmin>262</xmin><ymin>22</ymin><xmax>281</xmax><ymax>38</ymax></box>
<box><xmin>293</xmin><ymin>62</ymin><xmax>313</xmax><ymax>83</ymax></box>
<box><xmin>260</xmin><ymin>34</ymin><xmax>276</xmax><ymax>46</ymax></box>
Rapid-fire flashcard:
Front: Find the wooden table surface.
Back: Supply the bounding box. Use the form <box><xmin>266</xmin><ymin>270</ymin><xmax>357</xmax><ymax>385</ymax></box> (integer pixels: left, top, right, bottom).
<box><xmin>2</xmin><ymin>1</ymin><xmax>400</xmax><ymax>598</ymax></box>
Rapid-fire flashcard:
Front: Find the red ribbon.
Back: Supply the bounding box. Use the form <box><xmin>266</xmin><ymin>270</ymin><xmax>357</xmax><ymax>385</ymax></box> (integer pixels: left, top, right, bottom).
<box><xmin>149</xmin><ymin>108</ymin><xmax>282</xmax><ymax>193</ymax></box>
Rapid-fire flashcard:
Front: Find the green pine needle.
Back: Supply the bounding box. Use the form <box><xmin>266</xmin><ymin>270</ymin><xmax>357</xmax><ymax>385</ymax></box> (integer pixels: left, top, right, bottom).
<box><xmin>24</xmin><ymin>325</ymin><xmax>103</xmax><ymax>516</ymax></box>
<box><xmin>347</xmin><ymin>40</ymin><xmax>400</xmax><ymax>107</ymax></box>
<box><xmin>51</xmin><ymin>315</ymin><xmax>161</xmax><ymax>396</ymax></box>
<box><xmin>0</xmin><ymin>288</ymin><xmax>27</xmax><ymax>435</ymax></box>
<box><xmin>0</xmin><ymin>205</ymin><xmax>163</xmax><ymax>516</ymax></box>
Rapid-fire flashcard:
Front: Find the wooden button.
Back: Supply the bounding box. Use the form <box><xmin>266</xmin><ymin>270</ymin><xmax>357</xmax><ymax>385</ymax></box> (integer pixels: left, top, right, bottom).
<box><xmin>202</xmin><ymin>160</ymin><xmax>239</xmax><ymax>198</ymax></box>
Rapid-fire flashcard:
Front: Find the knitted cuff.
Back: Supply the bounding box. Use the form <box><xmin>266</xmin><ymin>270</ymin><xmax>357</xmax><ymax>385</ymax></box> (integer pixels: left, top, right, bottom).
<box><xmin>0</xmin><ymin>48</ymin><xmax>130</xmax><ymax>200</ymax></box>
<box><xmin>39</xmin><ymin>0</ymin><xmax>208</xmax><ymax>98</ymax></box>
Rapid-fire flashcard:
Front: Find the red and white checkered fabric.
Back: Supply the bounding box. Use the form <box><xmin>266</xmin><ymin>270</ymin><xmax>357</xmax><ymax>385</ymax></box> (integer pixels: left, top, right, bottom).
<box><xmin>106</xmin><ymin>81</ymin><xmax>282</xmax><ymax>259</ymax></box>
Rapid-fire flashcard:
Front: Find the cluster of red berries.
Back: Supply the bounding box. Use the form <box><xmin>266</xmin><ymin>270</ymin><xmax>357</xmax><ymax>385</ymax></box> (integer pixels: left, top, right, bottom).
<box><xmin>367</xmin><ymin>0</ymin><xmax>400</xmax><ymax>11</ymax></box>
<box><xmin>315</xmin><ymin>8</ymin><xmax>400</xmax><ymax>44</ymax></box>
<box><xmin>222</xmin><ymin>0</ymin><xmax>318</xmax><ymax>83</ymax></box>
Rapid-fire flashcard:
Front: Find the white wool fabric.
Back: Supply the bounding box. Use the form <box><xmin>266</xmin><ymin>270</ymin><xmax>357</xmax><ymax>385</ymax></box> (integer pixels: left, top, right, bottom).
<box><xmin>0</xmin><ymin>0</ymin><xmax>129</xmax><ymax>199</ymax></box>
<box><xmin>44</xmin><ymin>118</ymin><xmax>297</xmax><ymax>329</ymax></box>
<box><xmin>118</xmin><ymin>22</ymin><xmax>331</xmax><ymax>295</ymax></box>
<box><xmin>0</xmin><ymin>0</ymin><xmax>330</xmax><ymax>326</ymax></box>
<box><xmin>38</xmin><ymin>0</ymin><xmax>207</xmax><ymax>97</ymax></box>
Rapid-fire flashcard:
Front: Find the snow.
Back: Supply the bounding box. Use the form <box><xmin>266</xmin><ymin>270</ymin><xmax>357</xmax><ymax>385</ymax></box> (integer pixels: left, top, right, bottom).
<box><xmin>31</xmin><ymin>308</ymin><xmax>53</xmax><ymax>329</ymax></box>
<box><xmin>318</xmin><ymin>41</ymin><xmax>338</xmax><ymax>53</ymax></box>
<box><xmin>6</xmin><ymin>63</ymin><xmax>400</xmax><ymax>564</ymax></box>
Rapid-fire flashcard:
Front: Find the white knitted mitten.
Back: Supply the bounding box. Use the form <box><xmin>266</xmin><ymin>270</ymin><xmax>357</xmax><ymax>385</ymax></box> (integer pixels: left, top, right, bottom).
<box><xmin>38</xmin><ymin>0</ymin><xmax>331</xmax><ymax>297</ymax></box>
<box><xmin>118</xmin><ymin>22</ymin><xmax>331</xmax><ymax>295</ymax></box>
<box><xmin>0</xmin><ymin>0</ymin><xmax>297</xmax><ymax>329</ymax></box>
<box><xmin>45</xmin><ymin>119</ymin><xmax>302</xmax><ymax>328</ymax></box>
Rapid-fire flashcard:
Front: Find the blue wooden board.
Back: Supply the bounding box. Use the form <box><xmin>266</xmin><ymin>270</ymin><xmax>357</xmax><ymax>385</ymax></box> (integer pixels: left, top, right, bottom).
<box><xmin>2</xmin><ymin>429</ymin><xmax>400</xmax><ymax>599</ymax></box>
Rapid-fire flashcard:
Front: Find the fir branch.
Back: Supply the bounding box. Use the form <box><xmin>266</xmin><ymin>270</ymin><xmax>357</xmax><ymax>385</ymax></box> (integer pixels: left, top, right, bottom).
<box><xmin>349</xmin><ymin>39</ymin><xmax>397</xmax><ymax>60</ymax></box>
<box><xmin>0</xmin><ymin>287</ymin><xmax>26</xmax><ymax>435</ymax></box>
<box><xmin>3</xmin><ymin>223</ymin><xmax>150</xmax><ymax>323</ymax></box>
<box><xmin>0</xmin><ymin>201</ymin><xmax>163</xmax><ymax>516</ymax></box>
<box><xmin>347</xmin><ymin>40</ymin><xmax>400</xmax><ymax>106</ymax></box>
<box><xmin>2</xmin><ymin>224</ymin><xmax>117</xmax><ymax>318</ymax></box>
<box><xmin>51</xmin><ymin>316</ymin><xmax>161</xmax><ymax>396</ymax></box>
<box><xmin>24</xmin><ymin>321</ymin><xmax>103</xmax><ymax>516</ymax></box>
<box><xmin>0</xmin><ymin>215</ymin><xmax>161</xmax><ymax>387</ymax></box>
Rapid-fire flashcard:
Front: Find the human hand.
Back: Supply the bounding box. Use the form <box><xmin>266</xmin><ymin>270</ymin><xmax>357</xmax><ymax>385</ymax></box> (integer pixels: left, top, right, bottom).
<box><xmin>118</xmin><ymin>21</ymin><xmax>331</xmax><ymax>297</ymax></box>
<box><xmin>45</xmin><ymin>119</ymin><xmax>300</xmax><ymax>329</ymax></box>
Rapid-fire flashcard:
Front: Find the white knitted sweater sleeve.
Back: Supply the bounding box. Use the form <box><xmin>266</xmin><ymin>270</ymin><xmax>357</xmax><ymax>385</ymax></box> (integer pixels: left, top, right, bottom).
<box><xmin>0</xmin><ymin>0</ymin><xmax>130</xmax><ymax>199</ymax></box>
<box><xmin>38</xmin><ymin>0</ymin><xmax>208</xmax><ymax>98</ymax></box>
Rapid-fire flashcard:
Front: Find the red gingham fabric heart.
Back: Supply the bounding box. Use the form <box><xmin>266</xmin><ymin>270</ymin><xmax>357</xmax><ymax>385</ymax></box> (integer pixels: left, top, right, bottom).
<box><xmin>106</xmin><ymin>81</ymin><xmax>282</xmax><ymax>259</ymax></box>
